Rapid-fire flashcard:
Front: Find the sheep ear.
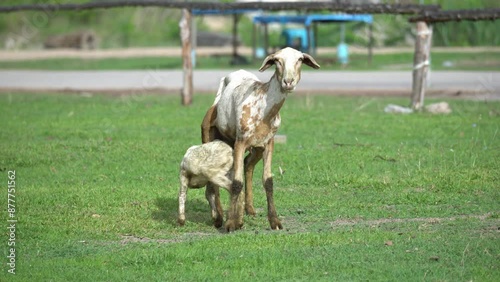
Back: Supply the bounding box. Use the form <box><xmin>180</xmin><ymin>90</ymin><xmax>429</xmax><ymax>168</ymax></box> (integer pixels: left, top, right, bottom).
<box><xmin>302</xmin><ymin>53</ymin><xmax>320</xmax><ymax>69</ymax></box>
<box><xmin>258</xmin><ymin>54</ymin><xmax>275</xmax><ymax>72</ymax></box>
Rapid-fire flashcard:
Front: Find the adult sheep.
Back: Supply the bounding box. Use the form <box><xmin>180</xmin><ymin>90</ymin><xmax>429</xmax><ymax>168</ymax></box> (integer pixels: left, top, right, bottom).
<box><xmin>201</xmin><ymin>47</ymin><xmax>320</xmax><ymax>231</ymax></box>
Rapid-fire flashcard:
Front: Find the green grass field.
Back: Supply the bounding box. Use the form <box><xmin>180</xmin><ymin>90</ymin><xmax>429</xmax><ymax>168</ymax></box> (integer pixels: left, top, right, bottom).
<box><xmin>1</xmin><ymin>51</ymin><xmax>499</xmax><ymax>71</ymax></box>
<box><xmin>1</xmin><ymin>93</ymin><xmax>499</xmax><ymax>281</ymax></box>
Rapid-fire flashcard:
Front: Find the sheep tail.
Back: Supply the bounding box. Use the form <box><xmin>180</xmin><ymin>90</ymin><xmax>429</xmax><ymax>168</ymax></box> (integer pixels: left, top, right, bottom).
<box><xmin>213</xmin><ymin>77</ymin><xmax>227</xmax><ymax>106</ymax></box>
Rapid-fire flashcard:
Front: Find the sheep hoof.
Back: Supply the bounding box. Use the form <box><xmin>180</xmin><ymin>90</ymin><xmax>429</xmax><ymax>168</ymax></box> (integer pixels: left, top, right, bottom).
<box><xmin>225</xmin><ymin>219</ymin><xmax>243</xmax><ymax>232</ymax></box>
<box><xmin>177</xmin><ymin>218</ymin><xmax>185</xmax><ymax>226</ymax></box>
<box><xmin>213</xmin><ymin>216</ymin><xmax>223</xmax><ymax>229</ymax></box>
<box><xmin>269</xmin><ymin>217</ymin><xmax>283</xmax><ymax>230</ymax></box>
<box><xmin>245</xmin><ymin>206</ymin><xmax>256</xmax><ymax>216</ymax></box>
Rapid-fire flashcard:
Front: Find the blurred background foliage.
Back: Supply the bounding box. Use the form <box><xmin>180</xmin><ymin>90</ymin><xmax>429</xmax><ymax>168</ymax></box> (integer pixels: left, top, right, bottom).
<box><xmin>0</xmin><ymin>0</ymin><xmax>498</xmax><ymax>49</ymax></box>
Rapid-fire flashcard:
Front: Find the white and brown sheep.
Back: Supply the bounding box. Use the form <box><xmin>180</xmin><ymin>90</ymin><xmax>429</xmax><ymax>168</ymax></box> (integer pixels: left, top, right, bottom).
<box><xmin>178</xmin><ymin>140</ymin><xmax>233</xmax><ymax>226</ymax></box>
<box><xmin>201</xmin><ymin>47</ymin><xmax>320</xmax><ymax>231</ymax></box>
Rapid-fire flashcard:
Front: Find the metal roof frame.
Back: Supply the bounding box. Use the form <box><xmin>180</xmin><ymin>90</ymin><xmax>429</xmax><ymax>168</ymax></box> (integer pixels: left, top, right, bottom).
<box><xmin>253</xmin><ymin>13</ymin><xmax>373</xmax><ymax>26</ymax></box>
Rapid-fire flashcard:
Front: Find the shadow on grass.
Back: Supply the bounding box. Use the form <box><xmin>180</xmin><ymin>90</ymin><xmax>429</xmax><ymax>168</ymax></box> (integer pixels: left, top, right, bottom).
<box><xmin>152</xmin><ymin>197</ymin><xmax>214</xmax><ymax>227</ymax></box>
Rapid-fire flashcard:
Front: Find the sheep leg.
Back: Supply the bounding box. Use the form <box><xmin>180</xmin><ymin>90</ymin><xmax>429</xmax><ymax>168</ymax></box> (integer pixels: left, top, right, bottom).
<box><xmin>205</xmin><ymin>182</ymin><xmax>224</xmax><ymax>228</ymax></box>
<box><xmin>201</xmin><ymin>105</ymin><xmax>217</xmax><ymax>144</ymax></box>
<box><xmin>201</xmin><ymin>106</ymin><xmax>226</xmax><ymax>228</ymax></box>
<box><xmin>263</xmin><ymin>139</ymin><xmax>283</xmax><ymax>230</ymax></box>
<box><xmin>225</xmin><ymin>141</ymin><xmax>246</xmax><ymax>232</ymax></box>
<box><xmin>244</xmin><ymin>148</ymin><xmax>264</xmax><ymax>216</ymax></box>
<box><xmin>178</xmin><ymin>170</ymin><xmax>189</xmax><ymax>226</ymax></box>
<box><xmin>207</xmin><ymin>172</ymin><xmax>232</xmax><ymax>228</ymax></box>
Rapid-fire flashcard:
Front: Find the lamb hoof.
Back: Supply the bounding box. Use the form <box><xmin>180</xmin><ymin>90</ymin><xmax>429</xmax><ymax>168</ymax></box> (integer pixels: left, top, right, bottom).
<box><xmin>225</xmin><ymin>219</ymin><xmax>243</xmax><ymax>232</ymax></box>
<box><xmin>213</xmin><ymin>216</ymin><xmax>223</xmax><ymax>229</ymax></box>
<box><xmin>245</xmin><ymin>206</ymin><xmax>256</xmax><ymax>216</ymax></box>
<box><xmin>269</xmin><ymin>217</ymin><xmax>283</xmax><ymax>230</ymax></box>
<box><xmin>177</xmin><ymin>218</ymin><xmax>185</xmax><ymax>226</ymax></box>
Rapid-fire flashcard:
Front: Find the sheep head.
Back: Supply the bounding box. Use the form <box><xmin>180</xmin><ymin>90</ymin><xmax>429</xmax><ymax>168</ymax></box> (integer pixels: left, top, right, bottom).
<box><xmin>258</xmin><ymin>47</ymin><xmax>320</xmax><ymax>92</ymax></box>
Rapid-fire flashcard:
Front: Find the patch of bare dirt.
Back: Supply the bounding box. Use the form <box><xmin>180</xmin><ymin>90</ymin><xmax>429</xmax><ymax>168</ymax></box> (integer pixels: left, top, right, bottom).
<box><xmin>329</xmin><ymin>212</ymin><xmax>496</xmax><ymax>228</ymax></box>
<box><xmin>119</xmin><ymin>235</ymin><xmax>180</xmax><ymax>245</ymax></box>
<box><xmin>118</xmin><ymin>232</ymin><xmax>214</xmax><ymax>245</ymax></box>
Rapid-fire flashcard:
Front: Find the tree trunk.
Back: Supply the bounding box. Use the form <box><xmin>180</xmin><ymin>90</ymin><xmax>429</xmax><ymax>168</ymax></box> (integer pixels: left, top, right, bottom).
<box><xmin>306</xmin><ymin>24</ymin><xmax>312</xmax><ymax>55</ymax></box>
<box><xmin>232</xmin><ymin>14</ymin><xmax>239</xmax><ymax>59</ymax></box>
<box><xmin>252</xmin><ymin>22</ymin><xmax>257</xmax><ymax>61</ymax></box>
<box><xmin>263</xmin><ymin>23</ymin><xmax>269</xmax><ymax>55</ymax></box>
<box><xmin>179</xmin><ymin>9</ymin><xmax>193</xmax><ymax>106</ymax></box>
<box><xmin>411</xmin><ymin>21</ymin><xmax>433</xmax><ymax>111</ymax></box>
<box><xmin>368</xmin><ymin>23</ymin><xmax>373</xmax><ymax>65</ymax></box>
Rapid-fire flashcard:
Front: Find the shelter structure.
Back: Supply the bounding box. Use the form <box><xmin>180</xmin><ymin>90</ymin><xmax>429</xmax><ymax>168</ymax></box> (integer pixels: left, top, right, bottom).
<box><xmin>192</xmin><ymin>9</ymin><xmax>259</xmax><ymax>65</ymax></box>
<box><xmin>252</xmin><ymin>13</ymin><xmax>373</xmax><ymax>62</ymax></box>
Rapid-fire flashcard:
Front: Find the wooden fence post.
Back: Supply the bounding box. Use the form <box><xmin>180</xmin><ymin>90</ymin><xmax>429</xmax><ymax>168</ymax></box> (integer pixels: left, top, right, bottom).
<box><xmin>306</xmin><ymin>24</ymin><xmax>313</xmax><ymax>55</ymax></box>
<box><xmin>411</xmin><ymin>21</ymin><xmax>433</xmax><ymax>111</ymax></box>
<box><xmin>179</xmin><ymin>9</ymin><xmax>193</xmax><ymax>106</ymax></box>
<box><xmin>232</xmin><ymin>14</ymin><xmax>239</xmax><ymax>60</ymax></box>
<box><xmin>263</xmin><ymin>23</ymin><xmax>269</xmax><ymax>55</ymax></box>
<box><xmin>252</xmin><ymin>22</ymin><xmax>257</xmax><ymax>61</ymax></box>
<box><xmin>368</xmin><ymin>23</ymin><xmax>373</xmax><ymax>65</ymax></box>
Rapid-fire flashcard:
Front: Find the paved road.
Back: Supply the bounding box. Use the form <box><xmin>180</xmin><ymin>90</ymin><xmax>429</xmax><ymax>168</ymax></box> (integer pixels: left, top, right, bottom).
<box><xmin>2</xmin><ymin>46</ymin><xmax>499</xmax><ymax>61</ymax></box>
<box><xmin>0</xmin><ymin>70</ymin><xmax>498</xmax><ymax>98</ymax></box>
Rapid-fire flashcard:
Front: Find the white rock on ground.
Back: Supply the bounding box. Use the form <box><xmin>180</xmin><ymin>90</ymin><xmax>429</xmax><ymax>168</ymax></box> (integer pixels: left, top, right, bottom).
<box><xmin>425</xmin><ymin>102</ymin><xmax>452</xmax><ymax>114</ymax></box>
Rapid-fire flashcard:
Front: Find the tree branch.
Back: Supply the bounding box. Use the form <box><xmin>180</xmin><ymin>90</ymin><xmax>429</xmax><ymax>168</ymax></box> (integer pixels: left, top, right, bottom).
<box><xmin>409</xmin><ymin>8</ymin><xmax>500</xmax><ymax>23</ymax></box>
<box><xmin>0</xmin><ymin>1</ymin><xmax>440</xmax><ymax>14</ymax></box>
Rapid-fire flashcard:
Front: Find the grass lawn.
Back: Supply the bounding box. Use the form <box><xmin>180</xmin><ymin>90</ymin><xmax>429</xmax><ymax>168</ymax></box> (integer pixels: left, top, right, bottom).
<box><xmin>1</xmin><ymin>51</ymin><xmax>499</xmax><ymax>71</ymax></box>
<box><xmin>1</xmin><ymin>93</ymin><xmax>499</xmax><ymax>281</ymax></box>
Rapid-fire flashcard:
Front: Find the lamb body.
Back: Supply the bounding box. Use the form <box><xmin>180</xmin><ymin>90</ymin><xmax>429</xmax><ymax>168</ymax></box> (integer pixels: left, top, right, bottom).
<box><xmin>178</xmin><ymin>140</ymin><xmax>233</xmax><ymax>226</ymax></box>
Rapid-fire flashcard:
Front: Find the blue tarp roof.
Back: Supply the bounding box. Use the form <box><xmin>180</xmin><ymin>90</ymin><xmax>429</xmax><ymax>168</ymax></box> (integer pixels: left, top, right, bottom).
<box><xmin>253</xmin><ymin>14</ymin><xmax>373</xmax><ymax>25</ymax></box>
<box><xmin>192</xmin><ymin>10</ymin><xmax>372</xmax><ymax>25</ymax></box>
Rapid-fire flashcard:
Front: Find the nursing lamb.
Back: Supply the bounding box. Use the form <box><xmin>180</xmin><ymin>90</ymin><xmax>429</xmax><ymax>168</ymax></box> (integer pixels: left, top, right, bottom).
<box><xmin>178</xmin><ymin>140</ymin><xmax>233</xmax><ymax>226</ymax></box>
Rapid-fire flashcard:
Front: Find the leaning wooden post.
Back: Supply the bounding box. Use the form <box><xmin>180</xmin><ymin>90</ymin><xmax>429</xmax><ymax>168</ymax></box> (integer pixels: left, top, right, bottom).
<box><xmin>306</xmin><ymin>24</ymin><xmax>313</xmax><ymax>55</ymax></box>
<box><xmin>179</xmin><ymin>9</ymin><xmax>193</xmax><ymax>106</ymax></box>
<box><xmin>411</xmin><ymin>21</ymin><xmax>433</xmax><ymax>111</ymax></box>
<box><xmin>263</xmin><ymin>23</ymin><xmax>269</xmax><ymax>55</ymax></box>
<box><xmin>232</xmin><ymin>14</ymin><xmax>239</xmax><ymax>61</ymax></box>
<box><xmin>252</xmin><ymin>22</ymin><xmax>256</xmax><ymax>61</ymax></box>
<box><xmin>312</xmin><ymin>22</ymin><xmax>318</xmax><ymax>55</ymax></box>
<box><xmin>368</xmin><ymin>23</ymin><xmax>373</xmax><ymax>65</ymax></box>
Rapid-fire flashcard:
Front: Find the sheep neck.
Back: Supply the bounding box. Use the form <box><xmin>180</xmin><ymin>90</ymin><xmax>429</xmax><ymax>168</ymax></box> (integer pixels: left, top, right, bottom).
<box><xmin>266</xmin><ymin>72</ymin><xmax>288</xmax><ymax>99</ymax></box>
<box><xmin>254</xmin><ymin>73</ymin><xmax>286</xmax><ymax>120</ymax></box>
